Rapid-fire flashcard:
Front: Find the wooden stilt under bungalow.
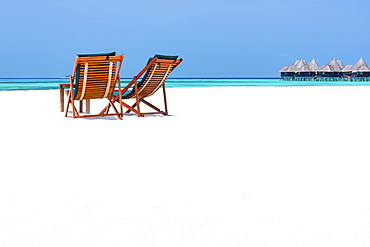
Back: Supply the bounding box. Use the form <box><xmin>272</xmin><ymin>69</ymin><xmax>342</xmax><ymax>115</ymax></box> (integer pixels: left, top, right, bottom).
<box><xmin>280</xmin><ymin>58</ymin><xmax>370</xmax><ymax>81</ymax></box>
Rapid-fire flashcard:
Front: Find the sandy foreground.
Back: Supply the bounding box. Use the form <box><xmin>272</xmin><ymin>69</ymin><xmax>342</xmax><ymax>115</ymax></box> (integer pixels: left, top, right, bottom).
<box><xmin>1</xmin><ymin>86</ymin><xmax>370</xmax><ymax>246</ymax></box>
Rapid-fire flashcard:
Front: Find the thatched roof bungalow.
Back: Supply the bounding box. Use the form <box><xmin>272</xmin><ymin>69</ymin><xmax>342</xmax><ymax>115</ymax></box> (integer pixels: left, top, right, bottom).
<box><xmin>280</xmin><ymin>58</ymin><xmax>370</xmax><ymax>81</ymax></box>
<box><xmin>308</xmin><ymin>59</ymin><xmax>319</xmax><ymax>71</ymax></box>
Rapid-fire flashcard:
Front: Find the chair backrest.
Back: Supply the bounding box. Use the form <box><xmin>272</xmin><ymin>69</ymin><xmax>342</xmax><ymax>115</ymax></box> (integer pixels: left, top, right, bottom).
<box><xmin>126</xmin><ymin>55</ymin><xmax>183</xmax><ymax>99</ymax></box>
<box><xmin>72</xmin><ymin>52</ymin><xmax>124</xmax><ymax>100</ymax></box>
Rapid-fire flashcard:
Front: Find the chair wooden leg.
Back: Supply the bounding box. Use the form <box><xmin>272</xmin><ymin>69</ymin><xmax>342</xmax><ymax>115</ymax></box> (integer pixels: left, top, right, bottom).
<box><xmin>119</xmin><ymin>98</ymin><xmax>123</xmax><ymax>119</ymax></box>
<box><xmin>133</xmin><ymin>86</ymin><xmax>142</xmax><ymax>116</ymax></box>
<box><xmin>69</xmin><ymin>98</ymin><xmax>80</xmax><ymax>118</ymax></box>
<box><xmin>109</xmin><ymin>99</ymin><xmax>123</xmax><ymax>120</ymax></box>
<box><xmin>120</xmin><ymin>101</ymin><xmax>138</xmax><ymax>115</ymax></box>
<box><xmin>99</xmin><ymin>105</ymin><xmax>110</xmax><ymax>115</ymax></box>
<box><xmin>72</xmin><ymin>99</ymin><xmax>75</xmax><ymax>119</ymax></box>
<box><xmin>65</xmin><ymin>98</ymin><xmax>71</xmax><ymax>117</ymax></box>
<box><xmin>117</xmin><ymin>78</ymin><xmax>123</xmax><ymax>119</ymax></box>
<box><xmin>125</xmin><ymin>102</ymin><xmax>136</xmax><ymax>113</ymax></box>
<box><xmin>107</xmin><ymin>99</ymin><xmax>119</xmax><ymax>113</ymax></box>
<box><xmin>141</xmin><ymin>99</ymin><xmax>160</xmax><ymax>111</ymax></box>
<box><xmin>65</xmin><ymin>90</ymin><xmax>72</xmax><ymax>117</ymax></box>
<box><xmin>135</xmin><ymin>99</ymin><xmax>142</xmax><ymax>116</ymax></box>
<box><xmin>162</xmin><ymin>85</ymin><xmax>168</xmax><ymax>115</ymax></box>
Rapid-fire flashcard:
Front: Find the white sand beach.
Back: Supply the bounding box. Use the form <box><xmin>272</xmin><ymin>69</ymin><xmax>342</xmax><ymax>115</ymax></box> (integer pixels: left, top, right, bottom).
<box><xmin>1</xmin><ymin>86</ymin><xmax>370</xmax><ymax>246</ymax></box>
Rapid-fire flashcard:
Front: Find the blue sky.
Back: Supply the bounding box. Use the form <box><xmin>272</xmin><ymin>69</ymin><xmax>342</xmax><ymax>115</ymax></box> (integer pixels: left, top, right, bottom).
<box><xmin>1</xmin><ymin>0</ymin><xmax>370</xmax><ymax>78</ymax></box>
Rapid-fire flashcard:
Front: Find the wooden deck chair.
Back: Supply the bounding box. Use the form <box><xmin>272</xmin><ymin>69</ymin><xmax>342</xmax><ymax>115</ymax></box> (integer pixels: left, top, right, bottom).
<box><xmin>64</xmin><ymin>52</ymin><xmax>124</xmax><ymax>119</ymax></box>
<box><xmin>106</xmin><ymin>55</ymin><xmax>182</xmax><ymax>117</ymax></box>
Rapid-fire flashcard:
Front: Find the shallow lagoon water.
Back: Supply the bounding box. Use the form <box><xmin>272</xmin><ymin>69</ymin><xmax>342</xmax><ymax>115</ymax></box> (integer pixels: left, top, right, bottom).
<box><xmin>1</xmin><ymin>78</ymin><xmax>370</xmax><ymax>91</ymax></box>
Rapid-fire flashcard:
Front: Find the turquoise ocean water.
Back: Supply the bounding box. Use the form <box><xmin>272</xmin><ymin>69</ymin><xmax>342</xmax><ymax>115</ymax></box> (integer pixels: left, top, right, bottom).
<box><xmin>1</xmin><ymin>78</ymin><xmax>370</xmax><ymax>91</ymax></box>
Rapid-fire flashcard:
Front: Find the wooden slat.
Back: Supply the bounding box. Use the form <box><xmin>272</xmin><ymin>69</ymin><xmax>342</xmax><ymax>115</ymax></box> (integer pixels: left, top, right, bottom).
<box><xmin>74</xmin><ymin>58</ymin><xmax>119</xmax><ymax>100</ymax></box>
<box><xmin>122</xmin><ymin>60</ymin><xmax>180</xmax><ymax>100</ymax></box>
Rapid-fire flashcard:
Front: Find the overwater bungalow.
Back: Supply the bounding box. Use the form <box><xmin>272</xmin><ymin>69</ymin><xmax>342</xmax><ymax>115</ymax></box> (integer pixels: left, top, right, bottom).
<box><xmin>280</xmin><ymin>58</ymin><xmax>370</xmax><ymax>81</ymax></box>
